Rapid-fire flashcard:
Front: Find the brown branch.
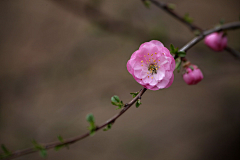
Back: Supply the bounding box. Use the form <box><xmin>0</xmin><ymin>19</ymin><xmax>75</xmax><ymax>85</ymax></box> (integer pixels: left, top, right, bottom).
<box><xmin>144</xmin><ymin>0</ymin><xmax>202</xmax><ymax>31</ymax></box>
<box><xmin>2</xmin><ymin>88</ymin><xmax>147</xmax><ymax>160</ymax></box>
<box><xmin>179</xmin><ymin>22</ymin><xmax>240</xmax><ymax>52</ymax></box>
<box><xmin>146</xmin><ymin>0</ymin><xmax>240</xmax><ymax>59</ymax></box>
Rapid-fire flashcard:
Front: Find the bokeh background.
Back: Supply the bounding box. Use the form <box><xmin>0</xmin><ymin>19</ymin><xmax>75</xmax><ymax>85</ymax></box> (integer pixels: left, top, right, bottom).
<box><xmin>0</xmin><ymin>0</ymin><xmax>240</xmax><ymax>159</ymax></box>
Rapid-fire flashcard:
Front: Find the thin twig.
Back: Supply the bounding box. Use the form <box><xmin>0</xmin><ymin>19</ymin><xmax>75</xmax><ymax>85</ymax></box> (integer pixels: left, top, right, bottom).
<box><xmin>3</xmin><ymin>88</ymin><xmax>147</xmax><ymax>160</ymax></box>
<box><xmin>146</xmin><ymin>0</ymin><xmax>240</xmax><ymax>59</ymax></box>
<box><xmin>179</xmin><ymin>22</ymin><xmax>240</xmax><ymax>52</ymax></box>
<box><xmin>144</xmin><ymin>0</ymin><xmax>202</xmax><ymax>31</ymax></box>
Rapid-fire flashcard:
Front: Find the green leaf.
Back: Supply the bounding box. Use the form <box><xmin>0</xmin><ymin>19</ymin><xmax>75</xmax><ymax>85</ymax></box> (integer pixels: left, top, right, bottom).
<box><xmin>54</xmin><ymin>144</ymin><xmax>66</xmax><ymax>151</ymax></box>
<box><xmin>111</xmin><ymin>95</ymin><xmax>120</xmax><ymax>104</ymax></box>
<box><xmin>58</xmin><ymin>135</ymin><xmax>64</xmax><ymax>143</ymax></box>
<box><xmin>193</xmin><ymin>29</ymin><xmax>201</xmax><ymax>36</ymax></box>
<box><xmin>189</xmin><ymin>66</ymin><xmax>194</xmax><ymax>70</ymax></box>
<box><xmin>136</xmin><ymin>99</ymin><xmax>142</xmax><ymax>108</ymax></box>
<box><xmin>175</xmin><ymin>59</ymin><xmax>182</xmax><ymax>72</ymax></box>
<box><xmin>32</xmin><ymin>140</ymin><xmax>44</xmax><ymax>150</ymax></box>
<box><xmin>103</xmin><ymin>123</ymin><xmax>112</xmax><ymax>131</ymax></box>
<box><xmin>178</xmin><ymin>51</ymin><xmax>186</xmax><ymax>57</ymax></box>
<box><xmin>170</xmin><ymin>44</ymin><xmax>175</xmax><ymax>53</ymax></box>
<box><xmin>142</xmin><ymin>0</ymin><xmax>151</xmax><ymax>8</ymax></box>
<box><xmin>86</xmin><ymin>114</ymin><xmax>95</xmax><ymax>123</ymax></box>
<box><xmin>219</xmin><ymin>18</ymin><xmax>225</xmax><ymax>25</ymax></box>
<box><xmin>39</xmin><ymin>149</ymin><xmax>47</xmax><ymax>158</ymax></box>
<box><xmin>130</xmin><ymin>92</ymin><xmax>139</xmax><ymax>98</ymax></box>
<box><xmin>111</xmin><ymin>96</ymin><xmax>124</xmax><ymax>109</ymax></box>
<box><xmin>167</xmin><ymin>3</ymin><xmax>176</xmax><ymax>10</ymax></box>
<box><xmin>1</xmin><ymin>145</ymin><xmax>11</xmax><ymax>156</ymax></box>
<box><xmin>184</xmin><ymin>13</ymin><xmax>193</xmax><ymax>23</ymax></box>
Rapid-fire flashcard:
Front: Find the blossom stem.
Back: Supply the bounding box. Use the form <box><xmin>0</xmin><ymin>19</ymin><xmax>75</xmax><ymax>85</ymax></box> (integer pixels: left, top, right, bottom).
<box><xmin>2</xmin><ymin>89</ymin><xmax>147</xmax><ymax>160</ymax></box>
<box><xmin>179</xmin><ymin>22</ymin><xmax>240</xmax><ymax>52</ymax></box>
<box><xmin>146</xmin><ymin>0</ymin><xmax>240</xmax><ymax>59</ymax></box>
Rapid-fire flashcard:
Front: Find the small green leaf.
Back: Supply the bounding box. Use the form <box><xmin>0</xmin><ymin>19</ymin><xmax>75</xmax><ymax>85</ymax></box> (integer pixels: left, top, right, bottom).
<box><xmin>175</xmin><ymin>59</ymin><xmax>182</xmax><ymax>72</ymax></box>
<box><xmin>103</xmin><ymin>123</ymin><xmax>112</xmax><ymax>131</ymax></box>
<box><xmin>39</xmin><ymin>149</ymin><xmax>47</xmax><ymax>158</ymax></box>
<box><xmin>58</xmin><ymin>135</ymin><xmax>64</xmax><ymax>143</ymax></box>
<box><xmin>111</xmin><ymin>95</ymin><xmax>120</xmax><ymax>104</ymax></box>
<box><xmin>184</xmin><ymin>13</ymin><xmax>193</xmax><ymax>23</ymax></box>
<box><xmin>86</xmin><ymin>114</ymin><xmax>95</xmax><ymax>123</ymax></box>
<box><xmin>1</xmin><ymin>145</ymin><xmax>11</xmax><ymax>156</ymax></box>
<box><xmin>54</xmin><ymin>144</ymin><xmax>65</xmax><ymax>151</ymax></box>
<box><xmin>167</xmin><ymin>3</ymin><xmax>176</xmax><ymax>10</ymax></box>
<box><xmin>193</xmin><ymin>29</ymin><xmax>201</xmax><ymax>36</ymax></box>
<box><xmin>189</xmin><ymin>66</ymin><xmax>194</xmax><ymax>70</ymax></box>
<box><xmin>136</xmin><ymin>99</ymin><xmax>142</xmax><ymax>108</ymax></box>
<box><xmin>170</xmin><ymin>44</ymin><xmax>175</xmax><ymax>53</ymax></box>
<box><xmin>32</xmin><ymin>140</ymin><xmax>44</xmax><ymax>150</ymax></box>
<box><xmin>142</xmin><ymin>0</ymin><xmax>151</xmax><ymax>8</ymax></box>
<box><xmin>130</xmin><ymin>92</ymin><xmax>139</xmax><ymax>98</ymax></box>
<box><xmin>178</xmin><ymin>51</ymin><xmax>186</xmax><ymax>57</ymax></box>
<box><xmin>219</xmin><ymin>18</ymin><xmax>225</xmax><ymax>25</ymax></box>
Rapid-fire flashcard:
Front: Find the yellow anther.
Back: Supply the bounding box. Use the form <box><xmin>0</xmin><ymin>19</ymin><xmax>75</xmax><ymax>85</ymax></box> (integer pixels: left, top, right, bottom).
<box><xmin>151</xmin><ymin>77</ymin><xmax>153</xmax><ymax>79</ymax></box>
<box><xmin>144</xmin><ymin>55</ymin><xmax>146</xmax><ymax>57</ymax></box>
<box><xmin>148</xmin><ymin>76</ymin><xmax>149</xmax><ymax>78</ymax></box>
<box><xmin>148</xmin><ymin>53</ymin><xmax>149</xmax><ymax>55</ymax></box>
<box><xmin>141</xmin><ymin>65</ymin><xmax>143</xmax><ymax>66</ymax></box>
<box><xmin>153</xmin><ymin>60</ymin><xmax>156</xmax><ymax>62</ymax></box>
<box><xmin>147</xmin><ymin>72</ymin><xmax>149</xmax><ymax>74</ymax></box>
<box><xmin>159</xmin><ymin>66</ymin><xmax>161</xmax><ymax>68</ymax></box>
<box><xmin>151</xmin><ymin>54</ymin><xmax>153</xmax><ymax>56</ymax></box>
<box><xmin>159</xmin><ymin>60</ymin><xmax>160</xmax><ymax>61</ymax></box>
<box><xmin>156</xmin><ymin>68</ymin><xmax>158</xmax><ymax>70</ymax></box>
<box><xmin>141</xmin><ymin>60</ymin><xmax>143</xmax><ymax>63</ymax></box>
<box><xmin>155</xmin><ymin>52</ymin><xmax>157</xmax><ymax>54</ymax></box>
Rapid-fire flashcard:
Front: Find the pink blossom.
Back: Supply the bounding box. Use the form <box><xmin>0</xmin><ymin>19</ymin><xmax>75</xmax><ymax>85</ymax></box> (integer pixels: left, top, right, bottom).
<box><xmin>183</xmin><ymin>66</ymin><xmax>203</xmax><ymax>85</ymax></box>
<box><xmin>127</xmin><ymin>40</ymin><xmax>175</xmax><ymax>90</ymax></box>
<box><xmin>204</xmin><ymin>32</ymin><xmax>227</xmax><ymax>51</ymax></box>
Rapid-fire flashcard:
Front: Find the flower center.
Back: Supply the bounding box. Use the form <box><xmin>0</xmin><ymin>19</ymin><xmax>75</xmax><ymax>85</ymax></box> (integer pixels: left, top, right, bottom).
<box><xmin>148</xmin><ymin>64</ymin><xmax>158</xmax><ymax>74</ymax></box>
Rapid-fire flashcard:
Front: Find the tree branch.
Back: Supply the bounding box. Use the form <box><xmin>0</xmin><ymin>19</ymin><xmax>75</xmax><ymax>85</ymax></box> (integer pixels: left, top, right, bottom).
<box><xmin>2</xmin><ymin>88</ymin><xmax>147</xmax><ymax>160</ymax></box>
<box><xmin>144</xmin><ymin>0</ymin><xmax>202</xmax><ymax>31</ymax></box>
<box><xmin>179</xmin><ymin>22</ymin><xmax>240</xmax><ymax>52</ymax></box>
<box><xmin>146</xmin><ymin>0</ymin><xmax>240</xmax><ymax>59</ymax></box>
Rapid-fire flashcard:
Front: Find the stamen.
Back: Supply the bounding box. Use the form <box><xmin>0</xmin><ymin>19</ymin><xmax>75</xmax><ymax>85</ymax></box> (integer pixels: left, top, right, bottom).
<box><xmin>155</xmin><ymin>52</ymin><xmax>157</xmax><ymax>54</ymax></box>
<box><xmin>148</xmin><ymin>53</ymin><xmax>149</xmax><ymax>55</ymax></box>
<box><xmin>141</xmin><ymin>60</ymin><xmax>143</xmax><ymax>63</ymax></box>
<box><xmin>151</xmin><ymin>77</ymin><xmax>153</xmax><ymax>79</ymax></box>
<box><xmin>151</xmin><ymin>54</ymin><xmax>153</xmax><ymax>56</ymax></box>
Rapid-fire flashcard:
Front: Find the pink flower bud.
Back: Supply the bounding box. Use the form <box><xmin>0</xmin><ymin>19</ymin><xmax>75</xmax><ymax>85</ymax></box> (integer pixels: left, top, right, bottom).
<box><xmin>127</xmin><ymin>40</ymin><xmax>175</xmax><ymax>90</ymax></box>
<box><xmin>204</xmin><ymin>32</ymin><xmax>227</xmax><ymax>51</ymax></box>
<box><xmin>183</xmin><ymin>66</ymin><xmax>203</xmax><ymax>85</ymax></box>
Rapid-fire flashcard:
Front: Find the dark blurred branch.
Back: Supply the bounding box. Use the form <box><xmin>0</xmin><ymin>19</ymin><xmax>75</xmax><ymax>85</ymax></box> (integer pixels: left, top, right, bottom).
<box><xmin>2</xmin><ymin>88</ymin><xmax>147</xmax><ymax>160</ymax></box>
<box><xmin>179</xmin><ymin>22</ymin><xmax>240</xmax><ymax>52</ymax></box>
<box><xmin>143</xmin><ymin>0</ymin><xmax>202</xmax><ymax>31</ymax></box>
<box><xmin>145</xmin><ymin>0</ymin><xmax>240</xmax><ymax>59</ymax></box>
<box><xmin>224</xmin><ymin>46</ymin><xmax>240</xmax><ymax>59</ymax></box>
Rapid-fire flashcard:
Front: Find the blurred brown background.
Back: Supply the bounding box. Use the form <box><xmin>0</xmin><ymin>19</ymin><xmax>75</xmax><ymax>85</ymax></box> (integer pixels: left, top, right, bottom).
<box><xmin>0</xmin><ymin>0</ymin><xmax>240</xmax><ymax>160</ymax></box>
